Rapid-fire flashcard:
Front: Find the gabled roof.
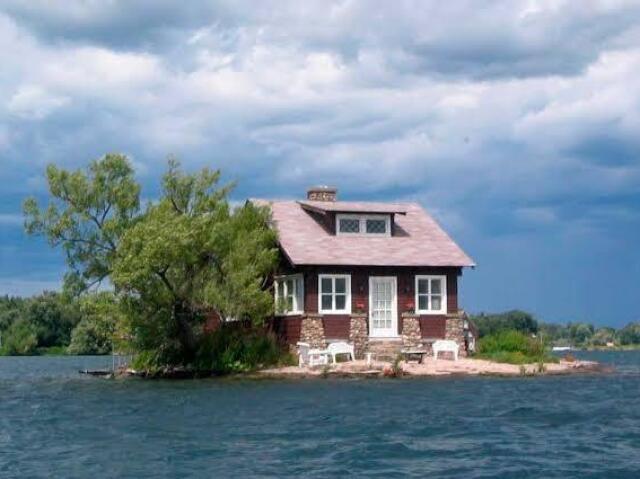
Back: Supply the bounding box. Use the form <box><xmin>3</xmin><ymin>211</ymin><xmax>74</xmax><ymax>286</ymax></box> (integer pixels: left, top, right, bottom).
<box><xmin>251</xmin><ymin>198</ymin><xmax>475</xmax><ymax>268</ymax></box>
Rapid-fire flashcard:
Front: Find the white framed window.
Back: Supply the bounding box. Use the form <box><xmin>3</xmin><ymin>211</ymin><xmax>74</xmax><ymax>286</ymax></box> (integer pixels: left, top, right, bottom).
<box><xmin>415</xmin><ymin>275</ymin><xmax>447</xmax><ymax>315</ymax></box>
<box><xmin>274</xmin><ymin>274</ymin><xmax>304</xmax><ymax>315</ymax></box>
<box><xmin>336</xmin><ymin>214</ymin><xmax>391</xmax><ymax>237</ymax></box>
<box><xmin>318</xmin><ymin>274</ymin><xmax>351</xmax><ymax>314</ymax></box>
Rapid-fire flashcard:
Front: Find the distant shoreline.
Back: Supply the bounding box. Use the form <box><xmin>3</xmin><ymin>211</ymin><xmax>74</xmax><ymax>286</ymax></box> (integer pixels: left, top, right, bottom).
<box><xmin>554</xmin><ymin>346</ymin><xmax>640</xmax><ymax>352</ymax></box>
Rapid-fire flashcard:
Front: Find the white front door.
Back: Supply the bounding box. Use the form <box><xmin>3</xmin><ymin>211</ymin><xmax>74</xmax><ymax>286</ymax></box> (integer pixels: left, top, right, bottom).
<box><xmin>369</xmin><ymin>276</ymin><xmax>397</xmax><ymax>337</ymax></box>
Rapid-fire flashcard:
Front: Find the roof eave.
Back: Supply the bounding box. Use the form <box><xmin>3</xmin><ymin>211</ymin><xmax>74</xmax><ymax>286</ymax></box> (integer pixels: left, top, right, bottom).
<box><xmin>297</xmin><ymin>200</ymin><xmax>408</xmax><ymax>215</ymax></box>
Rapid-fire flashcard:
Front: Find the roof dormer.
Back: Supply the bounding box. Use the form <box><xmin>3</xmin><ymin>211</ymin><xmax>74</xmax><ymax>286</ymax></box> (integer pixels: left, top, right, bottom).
<box><xmin>336</xmin><ymin>214</ymin><xmax>391</xmax><ymax>237</ymax></box>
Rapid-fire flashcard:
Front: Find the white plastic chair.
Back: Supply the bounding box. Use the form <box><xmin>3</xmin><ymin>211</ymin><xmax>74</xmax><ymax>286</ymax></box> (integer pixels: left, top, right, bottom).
<box><xmin>432</xmin><ymin>339</ymin><xmax>459</xmax><ymax>361</ymax></box>
<box><xmin>297</xmin><ymin>342</ymin><xmax>329</xmax><ymax>367</ymax></box>
<box><xmin>326</xmin><ymin>341</ymin><xmax>355</xmax><ymax>363</ymax></box>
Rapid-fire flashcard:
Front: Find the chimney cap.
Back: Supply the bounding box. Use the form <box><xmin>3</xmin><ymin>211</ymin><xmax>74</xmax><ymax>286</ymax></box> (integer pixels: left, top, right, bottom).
<box><xmin>307</xmin><ymin>185</ymin><xmax>337</xmax><ymax>201</ymax></box>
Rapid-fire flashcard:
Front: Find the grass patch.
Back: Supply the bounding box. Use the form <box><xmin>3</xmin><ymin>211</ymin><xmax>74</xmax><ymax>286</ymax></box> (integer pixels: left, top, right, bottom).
<box><xmin>475</xmin><ymin>330</ymin><xmax>557</xmax><ymax>364</ymax></box>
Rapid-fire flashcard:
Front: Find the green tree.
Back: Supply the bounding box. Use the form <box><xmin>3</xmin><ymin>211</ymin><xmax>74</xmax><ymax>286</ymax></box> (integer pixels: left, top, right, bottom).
<box><xmin>67</xmin><ymin>292</ymin><xmax>122</xmax><ymax>355</ymax></box>
<box><xmin>590</xmin><ymin>327</ymin><xmax>616</xmax><ymax>347</ymax></box>
<box><xmin>617</xmin><ymin>322</ymin><xmax>640</xmax><ymax>345</ymax></box>
<box><xmin>24</xmin><ymin>154</ymin><xmax>140</xmax><ymax>293</ymax></box>
<box><xmin>539</xmin><ymin>322</ymin><xmax>572</xmax><ymax>343</ymax></box>
<box><xmin>24</xmin><ymin>155</ymin><xmax>279</xmax><ymax>368</ymax></box>
<box><xmin>113</xmin><ymin>161</ymin><xmax>278</xmax><ymax>366</ymax></box>
<box><xmin>1</xmin><ymin>319</ymin><xmax>38</xmax><ymax>355</ymax></box>
<box><xmin>471</xmin><ymin>310</ymin><xmax>538</xmax><ymax>337</ymax></box>
<box><xmin>0</xmin><ymin>296</ymin><xmax>26</xmax><ymax>333</ymax></box>
<box><xmin>22</xmin><ymin>292</ymin><xmax>80</xmax><ymax>348</ymax></box>
<box><xmin>567</xmin><ymin>322</ymin><xmax>594</xmax><ymax>346</ymax></box>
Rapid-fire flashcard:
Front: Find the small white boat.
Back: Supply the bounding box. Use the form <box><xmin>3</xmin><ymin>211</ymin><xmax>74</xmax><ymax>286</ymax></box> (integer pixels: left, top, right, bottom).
<box><xmin>552</xmin><ymin>346</ymin><xmax>573</xmax><ymax>352</ymax></box>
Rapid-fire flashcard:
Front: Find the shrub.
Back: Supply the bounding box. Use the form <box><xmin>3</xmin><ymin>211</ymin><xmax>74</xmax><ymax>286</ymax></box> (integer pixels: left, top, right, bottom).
<box><xmin>193</xmin><ymin>326</ymin><xmax>284</xmax><ymax>374</ymax></box>
<box><xmin>383</xmin><ymin>355</ymin><xmax>404</xmax><ymax>378</ymax></box>
<box><xmin>476</xmin><ymin>330</ymin><xmax>556</xmax><ymax>364</ymax></box>
<box><xmin>131</xmin><ymin>350</ymin><xmax>163</xmax><ymax>372</ymax></box>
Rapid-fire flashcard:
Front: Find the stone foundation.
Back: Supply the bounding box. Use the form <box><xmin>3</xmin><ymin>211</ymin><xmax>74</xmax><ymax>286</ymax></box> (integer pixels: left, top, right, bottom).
<box><xmin>401</xmin><ymin>313</ymin><xmax>421</xmax><ymax>349</ymax></box>
<box><xmin>445</xmin><ymin>313</ymin><xmax>467</xmax><ymax>358</ymax></box>
<box><xmin>349</xmin><ymin>314</ymin><xmax>368</xmax><ymax>359</ymax></box>
<box><xmin>300</xmin><ymin>314</ymin><xmax>326</xmax><ymax>349</ymax></box>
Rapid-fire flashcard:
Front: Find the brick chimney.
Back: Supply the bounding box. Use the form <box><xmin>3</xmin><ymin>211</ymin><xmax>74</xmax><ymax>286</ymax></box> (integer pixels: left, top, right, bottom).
<box><xmin>307</xmin><ymin>185</ymin><xmax>337</xmax><ymax>202</ymax></box>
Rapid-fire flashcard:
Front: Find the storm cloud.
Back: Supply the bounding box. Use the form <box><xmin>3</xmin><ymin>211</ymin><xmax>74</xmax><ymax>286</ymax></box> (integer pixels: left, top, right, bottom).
<box><xmin>0</xmin><ymin>1</ymin><xmax>639</xmax><ymax>323</ymax></box>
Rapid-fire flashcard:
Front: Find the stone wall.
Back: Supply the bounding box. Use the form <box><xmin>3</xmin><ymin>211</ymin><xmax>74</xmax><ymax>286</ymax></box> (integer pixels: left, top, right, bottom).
<box><xmin>300</xmin><ymin>314</ymin><xmax>326</xmax><ymax>349</ymax></box>
<box><xmin>445</xmin><ymin>313</ymin><xmax>467</xmax><ymax>358</ymax></box>
<box><xmin>401</xmin><ymin>313</ymin><xmax>422</xmax><ymax>349</ymax></box>
<box><xmin>349</xmin><ymin>314</ymin><xmax>368</xmax><ymax>359</ymax></box>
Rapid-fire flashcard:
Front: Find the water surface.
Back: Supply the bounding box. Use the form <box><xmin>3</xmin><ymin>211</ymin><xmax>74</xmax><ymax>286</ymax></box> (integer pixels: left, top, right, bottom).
<box><xmin>1</xmin><ymin>352</ymin><xmax>640</xmax><ymax>478</ymax></box>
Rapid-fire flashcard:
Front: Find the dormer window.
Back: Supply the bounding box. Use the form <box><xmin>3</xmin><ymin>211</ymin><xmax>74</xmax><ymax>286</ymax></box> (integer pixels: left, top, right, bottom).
<box><xmin>338</xmin><ymin>217</ymin><xmax>360</xmax><ymax>233</ymax></box>
<box><xmin>336</xmin><ymin>214</ymin><xmax>391</xmax><ymax>236</ymax></box>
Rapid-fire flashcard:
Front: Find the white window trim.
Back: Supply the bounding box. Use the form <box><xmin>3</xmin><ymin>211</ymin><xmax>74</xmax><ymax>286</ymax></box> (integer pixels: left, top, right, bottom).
<box><xmin>415</xmin><ymin>275</ymin><xmax>447</xmax><ymax>315</ymax></box>
<box><xmin>336</xmin><ymin>214</ymin><xmax>391</xmax><ymax>237</ymax></box>
<box><xmin>318</xmin><ymin>274</ymin><xmax>352</xmax><ymax>314</ymax></box>
<box><xmin>274</xmin><ymin>274</ymin><xmax>304</xmax><ymax>316</ymax></box>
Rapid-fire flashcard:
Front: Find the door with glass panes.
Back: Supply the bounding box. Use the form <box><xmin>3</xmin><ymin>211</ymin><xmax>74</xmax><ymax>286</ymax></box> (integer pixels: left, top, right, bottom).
<box><xmin>368</xmin><ymin>276</ymin><xmax>397</xmax><ymax>337</ymax></box>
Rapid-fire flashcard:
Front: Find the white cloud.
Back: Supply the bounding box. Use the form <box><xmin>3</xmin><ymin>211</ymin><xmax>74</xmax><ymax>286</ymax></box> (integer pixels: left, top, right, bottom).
<box><xmin>7</xmin><ymin>85</ymin><xmax>69</xmax><ymax>119</ymax></box>
<box><xmin>0</xmin><ymin>1</ymin><xmax>638</xmax><ymax>230</ymax></box>
<box><xmin>0</xmin><ymin>1</ymin><xmax>639</xmax><ymax>322</ymax></box>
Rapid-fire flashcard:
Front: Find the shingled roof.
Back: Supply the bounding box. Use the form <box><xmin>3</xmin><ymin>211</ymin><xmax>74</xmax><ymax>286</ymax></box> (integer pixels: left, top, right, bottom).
<box><xmin>251</xmin><ymin>198</ymin><xmax>475</xmax><ymax>268</ymax></box>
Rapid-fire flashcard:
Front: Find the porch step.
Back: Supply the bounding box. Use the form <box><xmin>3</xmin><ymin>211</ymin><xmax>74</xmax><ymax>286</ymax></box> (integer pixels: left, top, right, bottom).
<box><xmin>366</xmin><ymin>340</ymin><xmax>404</xmax><ymax>361</ymax></box>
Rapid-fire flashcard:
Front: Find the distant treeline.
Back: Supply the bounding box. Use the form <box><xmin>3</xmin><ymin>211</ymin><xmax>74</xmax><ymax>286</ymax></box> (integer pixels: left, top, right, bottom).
<box><xmin>3</xmin><ymin>293</ymin><xmax>638</xmax><ymax>356</ymax></box>
<box><xmin>0</xmin><ymin>292</ymin><xmax>119</xmax><ymax>356</ymax></box>
<box><xmin>470</xmin><ymin>310</ymin><xmax>640</xmax><ymax>348</ymax></box>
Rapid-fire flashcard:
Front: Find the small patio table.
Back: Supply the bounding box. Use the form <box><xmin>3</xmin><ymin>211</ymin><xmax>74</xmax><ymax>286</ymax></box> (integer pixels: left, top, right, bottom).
<box><xmin>401</xmin><ymin>349</ymin><xmax>428</xmax><ymax>364</ymax></box>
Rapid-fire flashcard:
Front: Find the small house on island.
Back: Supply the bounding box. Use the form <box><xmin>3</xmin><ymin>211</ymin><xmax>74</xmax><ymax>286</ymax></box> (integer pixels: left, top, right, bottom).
<box><xmin>251</xmin><ymin>186</ymin><xmax>476</xmax><ymax>359</ymax></box>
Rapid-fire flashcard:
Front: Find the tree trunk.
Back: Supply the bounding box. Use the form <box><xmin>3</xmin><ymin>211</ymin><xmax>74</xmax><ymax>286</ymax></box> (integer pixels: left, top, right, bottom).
<box><xmin>173</xmin><ymin>302</ymin><xmax>197</xmax><ymax>364</ymax></box>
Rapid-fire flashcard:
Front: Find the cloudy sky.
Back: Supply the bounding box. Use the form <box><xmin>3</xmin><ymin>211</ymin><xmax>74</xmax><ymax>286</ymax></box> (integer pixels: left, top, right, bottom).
<box><xmin>1</xmin><ymin>0</ymin><xmax>639</xmax><ymax>325</ymax></box>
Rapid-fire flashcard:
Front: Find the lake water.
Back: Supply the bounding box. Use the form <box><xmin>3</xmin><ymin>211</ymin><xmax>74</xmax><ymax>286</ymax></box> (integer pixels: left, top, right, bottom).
<box><xmin>1</xmin><ymin>352</ymin><xmax>640</xmax><ymax>478</ymax></box>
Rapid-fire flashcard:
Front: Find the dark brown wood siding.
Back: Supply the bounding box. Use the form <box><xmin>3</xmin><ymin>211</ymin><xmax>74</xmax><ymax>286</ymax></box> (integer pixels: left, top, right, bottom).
<box><xmin>419</xmin><ymin>316</ymin><xmax>447</xmax><ymax>338</ymax></box>
<box><xmin>271</xmin><ymin>265</ymin><xmax>462</xmax><ymax>344</ymax></box>
<box><xmin>300</xmin><ymin>265</ymin><xmax>460</xmax><ymax>339</ymax></box>
<box><xmin>323</xmin><ymin>316</ymin><xmax>351</xmax><ymax>339</ymax></box>
<box><xmin>269</xmin><ymin>315</ymin><xmax>303</xmax><ymax>344</ymax></box>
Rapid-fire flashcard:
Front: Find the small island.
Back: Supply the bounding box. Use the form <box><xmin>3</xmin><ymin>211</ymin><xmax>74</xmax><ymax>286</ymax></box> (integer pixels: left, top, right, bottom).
<box><xmin>4</xmin><ymin>156</ymin><xmax>630</xmax><ymax>379</ymax></box>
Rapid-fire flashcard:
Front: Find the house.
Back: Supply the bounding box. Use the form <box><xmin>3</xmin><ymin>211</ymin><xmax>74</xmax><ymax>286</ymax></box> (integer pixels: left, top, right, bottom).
<box><xmin>252</xmin><ymin>186</ymin><xmax>475</xmax><ymax>358</ymax></box>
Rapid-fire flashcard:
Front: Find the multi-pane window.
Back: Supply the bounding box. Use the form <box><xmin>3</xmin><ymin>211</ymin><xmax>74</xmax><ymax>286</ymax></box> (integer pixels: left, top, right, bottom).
<box><xmin>274</xmin><ymin>274</ymin><xmax>304</xmax><ymax>315</ymax></box>
<box><xmin>338</xmin><ymin>218</ymin><xmax>360</xmax><ymax>233</ymax></box>
<box><xmin>336</xmin><ymin>214</ymin><xmax>390</xmax><ymax>236</ymax></box>
<box><xmin>415</xmin><ymin>275</ymin><xmax>447</xmax><ymax>314</ymax></box>
<box><xmin>366</xmin><ymin>218</ymin><xmax>387</xmax><ymax>234</ymax></box>
<box><xmin>318</xmin><ymin>274</ymin><xmax>351</xmax><ymax>313</ymax></box>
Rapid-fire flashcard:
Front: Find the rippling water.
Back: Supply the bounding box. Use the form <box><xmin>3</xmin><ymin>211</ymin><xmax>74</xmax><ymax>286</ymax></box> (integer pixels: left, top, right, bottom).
<box><xmin>1</xmin><ymin>352</ymin><xmax>640</xmax><ymax>478</ymax></box>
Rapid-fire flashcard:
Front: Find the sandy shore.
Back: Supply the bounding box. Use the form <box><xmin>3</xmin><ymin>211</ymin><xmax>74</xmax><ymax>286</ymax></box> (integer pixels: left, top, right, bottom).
<box><xmin>258</xmin><ymin>357</ymin><xmax>605</xmax><ymax>379</ymax></box>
